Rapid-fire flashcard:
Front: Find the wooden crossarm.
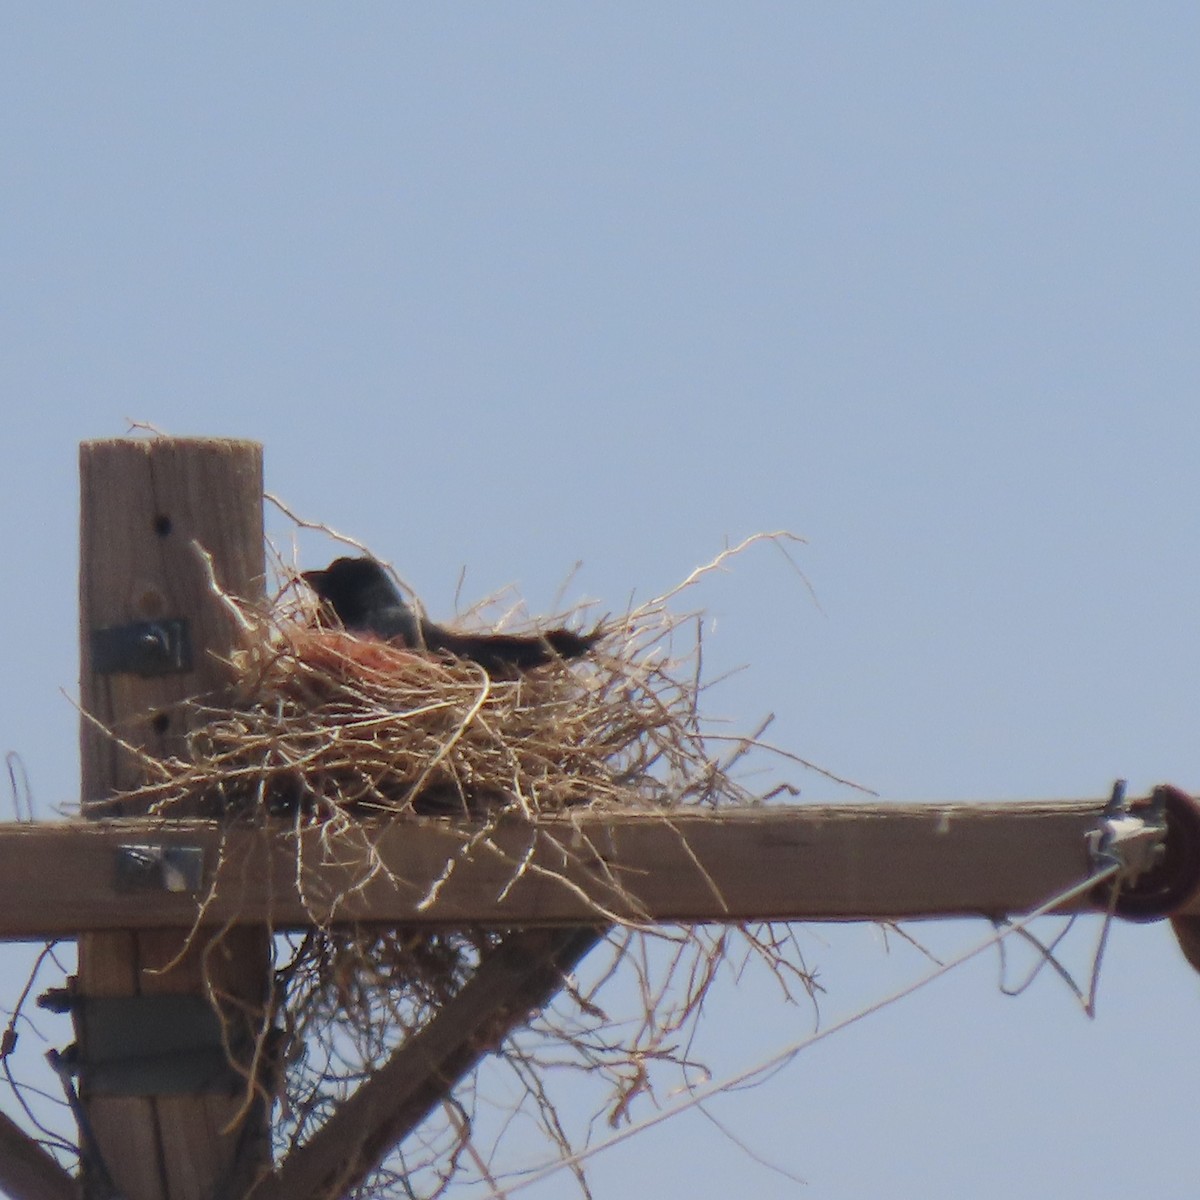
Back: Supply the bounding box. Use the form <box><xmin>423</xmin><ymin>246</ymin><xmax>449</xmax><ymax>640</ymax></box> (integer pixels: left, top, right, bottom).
<box><xmin>0</xmin><ymin>799</ymin><xmax>1154</xmax><ymax>941</ymax></box>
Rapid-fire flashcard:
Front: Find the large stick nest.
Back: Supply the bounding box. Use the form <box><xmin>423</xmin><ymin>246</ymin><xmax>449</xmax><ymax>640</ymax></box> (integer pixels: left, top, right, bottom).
<box><xmin>80</xmin><ymin>535</ymin><xmax>836</xmax><ymax>1198</ymax></box>
<box><xmin>111</xmin><ymin>565</ymin><xmax>787</xmax><ymax>825</ymax></box>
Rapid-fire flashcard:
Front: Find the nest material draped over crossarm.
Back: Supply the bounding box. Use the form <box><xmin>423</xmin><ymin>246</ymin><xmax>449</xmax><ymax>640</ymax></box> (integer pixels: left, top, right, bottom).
<box><xmin>76</xmin><ymin>542</ymin><xmax>819</xmax><ymax>1200</ymax></box>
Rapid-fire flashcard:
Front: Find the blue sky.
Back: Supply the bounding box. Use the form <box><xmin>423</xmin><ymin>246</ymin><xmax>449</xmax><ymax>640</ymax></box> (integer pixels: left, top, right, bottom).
<box><xmin>3</xmin><ymin>6</ymin><xmax>1200</xmax><ymax>1198</ymax></box>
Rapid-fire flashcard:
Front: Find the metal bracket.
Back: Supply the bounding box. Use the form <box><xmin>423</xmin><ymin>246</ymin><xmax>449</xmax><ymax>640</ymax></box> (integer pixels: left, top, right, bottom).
<box><xmin>91</xmin><ymin>618</ymin><xmax>192</xmax><ymax>676</ymax></box>
<box><xmin>115</xmin><ymin>843</ymin><xmax>205</xmax><ymax>894</ymax></box>
<box><xmin>1089</xmin><ymin>781</ymin><xmax>1200</xmax><ymax>921</ymax></box>
<box><xmin>71</xmin><ymin>995</ymin><xmax>246</xmax><ymax>1096</ymax></box>
<box><xmin>1087</xmin><ymin>779</ymin><xmax>1166</xmax><ymax>879</ymax></box>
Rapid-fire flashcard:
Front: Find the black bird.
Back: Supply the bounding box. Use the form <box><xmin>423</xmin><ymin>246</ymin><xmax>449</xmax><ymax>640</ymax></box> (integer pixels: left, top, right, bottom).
<box><xmin>302</xmin><ymin>556</ymin><xmax>599</xmax><ymax>674</ymax></box>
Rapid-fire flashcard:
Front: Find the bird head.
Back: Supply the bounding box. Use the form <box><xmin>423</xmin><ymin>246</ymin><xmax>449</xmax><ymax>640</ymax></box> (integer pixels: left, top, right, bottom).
<box><xmin>301</xmin><ymin>556</ymin><xmax>402</xmax><ymax>628</ymax></box>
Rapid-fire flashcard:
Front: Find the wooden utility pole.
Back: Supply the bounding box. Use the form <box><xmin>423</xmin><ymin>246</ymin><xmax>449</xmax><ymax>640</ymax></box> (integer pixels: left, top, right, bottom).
<box><xmin>0</xmin><ymin>435</ymin><xmax>1196</xmax><ymax>1200</ymax></box>
<box><xmin>76</xmin><ymin>439</ymin><xmax>270</xmax><ymax>1200</ymax></box>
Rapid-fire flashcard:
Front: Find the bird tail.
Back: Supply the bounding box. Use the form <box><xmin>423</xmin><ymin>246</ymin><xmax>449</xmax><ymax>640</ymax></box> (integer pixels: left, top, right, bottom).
<box><xmin>429</xmin><ymin>627</ymin><xmax>601</xmax><ymax>673</ymax></box>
